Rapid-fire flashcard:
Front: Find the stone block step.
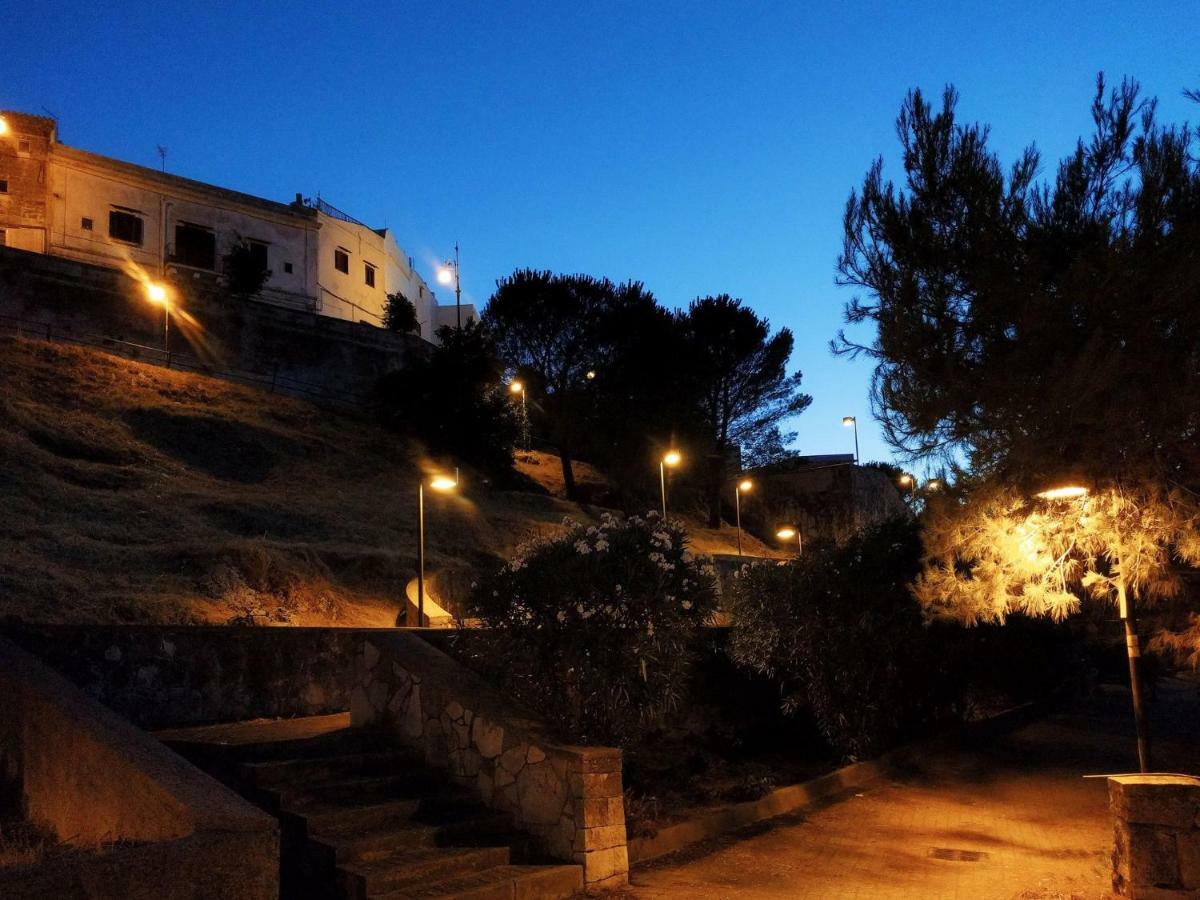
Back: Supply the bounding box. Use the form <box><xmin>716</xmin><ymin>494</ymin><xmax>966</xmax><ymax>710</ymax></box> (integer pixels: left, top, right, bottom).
<box><xmin>276</xmin><ymin>773</ymin><xmax>443</xmax><ymax>808</ymax></box>
<box><xmin>337</xmin><ymin>846</ymin><xmax>511</xmax><ymax>899</ymax></box>
<box><xmin>242</xmin><ymin>749</ymin><xmax>426</xmax><ymax>788</ymax></box>
<box><xmin>313</xmin><ymin>812</ymin><xmax>522</xmax><ymax>864</ymax></box>
<box><xmin>288</xmin><ymin>797</ymin><xmax>425</xmax><ymax>835</ymax></box>
<box><xmin>369</xmin><ymin>864</ymin><xmax>584</xmax><ymax>900</ymax></box>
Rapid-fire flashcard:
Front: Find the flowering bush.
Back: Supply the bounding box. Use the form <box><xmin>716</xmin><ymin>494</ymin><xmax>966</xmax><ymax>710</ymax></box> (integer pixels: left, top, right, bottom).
<box><xmin>467</xmin><ymin>512</ymin><xmax>718</xmax><ymax>746</ymax></box>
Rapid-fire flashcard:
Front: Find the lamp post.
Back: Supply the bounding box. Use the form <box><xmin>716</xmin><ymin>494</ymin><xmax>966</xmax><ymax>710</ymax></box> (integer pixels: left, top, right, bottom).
<box><xmin>145</xmin><ymin>282</ymin><xmax>171</xmax><ymax>365</ymax></box>
<box><xmin>735</xmin><ymin>478</ymin><xmax>752</xmax><ymax>557</ymax></box>
<box><xmin>415</xmin><ymin>475</ymin><xmax>457</xmax><ymax>627</ymax></box>
<box><xmin>0</xmin><ymin>115</ymin><xmax>9</xmax><ymax>136</ymax></box>
<box><xmin>775</xmin><ymin>525</ymin><xmax>802</xmax><ymax>555</ymax></box>
<box><xmin>899</xmin><ymin>473</ymin><xmax>916</xmax><ymax>502</ymax></box>
<box><xmin>509</xmin><ymin>380</ymin><xmax>529</xmax><ymax>450</ymax></box>
<box><xmin>437</xmin><ymin>243</ymin><xmax>462</xmax><ymax>330</ymax></box>
<box><xmin>842</xmin><ymin>416</ymin><xmax>859</xmax><ymax>463</ymax></box>
<box><xmin>659</xmin><ymin>450</ymin><xmax>682</xmax><ymax>519</ymax></box>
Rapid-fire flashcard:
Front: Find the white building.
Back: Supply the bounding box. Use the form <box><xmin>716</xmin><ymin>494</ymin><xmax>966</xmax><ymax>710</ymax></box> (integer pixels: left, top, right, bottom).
<box><xmin>0</xmin><ymin>110</ymin><xmax>474</xmax><ymax>343</ymax></box>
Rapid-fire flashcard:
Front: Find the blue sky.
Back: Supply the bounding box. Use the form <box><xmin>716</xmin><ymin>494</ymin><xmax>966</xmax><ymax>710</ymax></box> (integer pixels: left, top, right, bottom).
<box><xmin>3</xmin><ymin>0</ymin><xmax>1195</xmax><ymax>465</ymax></box>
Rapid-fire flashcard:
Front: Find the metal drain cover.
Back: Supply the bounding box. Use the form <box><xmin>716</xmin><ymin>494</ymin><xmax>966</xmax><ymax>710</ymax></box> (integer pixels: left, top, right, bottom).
<box><xmin>929</xmin><ymin>847</ymin><xmax>989</xmax><ymax>862</ymax></box>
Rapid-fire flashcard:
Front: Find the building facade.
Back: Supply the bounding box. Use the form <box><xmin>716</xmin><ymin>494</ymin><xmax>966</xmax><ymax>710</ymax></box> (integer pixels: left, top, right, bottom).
<box><xmin>0</xmin><ymin>110</ymin><xmax>473</xmax><ymax>343</ymax></box>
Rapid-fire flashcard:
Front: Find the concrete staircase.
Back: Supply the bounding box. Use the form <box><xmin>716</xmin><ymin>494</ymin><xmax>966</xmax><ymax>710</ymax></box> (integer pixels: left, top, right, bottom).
<box><xmin>160</xmin><ymin>714</ymin><xmax>583</xmax><ymax>900</ymax></box>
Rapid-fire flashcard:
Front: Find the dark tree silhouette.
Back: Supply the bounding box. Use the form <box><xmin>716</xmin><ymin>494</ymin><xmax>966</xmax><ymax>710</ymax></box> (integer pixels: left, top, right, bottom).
<box><xmin>678</xmin><ymin>295</ymin><xmax>811</xmax><ymax>527</ymax></box>
<box><xmin>382</xmin><ymin>291</ymin><xmax>419</xmax><ymax>334</ymax></box>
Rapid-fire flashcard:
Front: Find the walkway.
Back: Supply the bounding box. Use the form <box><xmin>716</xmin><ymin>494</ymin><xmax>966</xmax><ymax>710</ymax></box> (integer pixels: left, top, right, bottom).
<box><xmin>625</xmin><ymin>679</ymin><xmax>1200</xmax><ymax>900</ymax></box>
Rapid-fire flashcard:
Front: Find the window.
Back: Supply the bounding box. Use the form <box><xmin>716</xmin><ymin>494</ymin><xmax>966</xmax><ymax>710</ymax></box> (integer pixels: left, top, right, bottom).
<box><xmin>334</xmin><ymin>247</ymin><xmax>349</xmax><ymax>273</ymax></box>
<box><xmin>0</xmin><ymin>179</ymin><xmax>8</xmax><ymax>193</ymax></box>
<box><xmin>81</xmin><ymin>217</ymin><xmax>93</xmax><ymax>231</ymax></box>
<box><xmin>283</xmin><ymin>262</ymin><xmax>293</xmax><ymax>274</ymax></box>
<box><xmin>174</xmin><ymin>222</ymin><xmax>216</xmax><ymax>270</ymax></box>
<box><xmin>246</xmin><ymin>239</ymin><xmax>269</xmax><ymax>273</ymax></box>
<box><xmin>17</xmin><ymin>140</ymin><xmax>30</xmax><ymax>155</ymax></box>
<box><xmin>108</xmin><ymin>208</ymin><xmax>144</xmax><ymax>245</ymax></box>
<box><xmin>364</xmin><ymin>262</ymin><xmax>376</xmax><ymax>288</ymax></box>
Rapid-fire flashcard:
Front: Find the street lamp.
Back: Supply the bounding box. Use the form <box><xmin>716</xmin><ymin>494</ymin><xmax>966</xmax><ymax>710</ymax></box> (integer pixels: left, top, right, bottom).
<box><xmin>437</xmin><ymin>243</ymin><xmax>462</xmax><ymax>329</ymax></box>
<box><xmin>415</xmin><ymin>474</ymin><xmax>457</xmax><ymax>627</ymax></box>
<box><xmin>659</xmin><ymin>450</ymin><xmax>682</xmax><ymax>519</ymax></box>
<box><xmin>775</xmin><ymin>525</ymin><xmax>803</xmax><ymax>555</ymax></box>
<box><xmin>509</xmin><ymin>380</ymin><xmax>529</xmax><ymax>450</ymax></box>
<box><xmin>144</xmin><ymin>281</ymin><xmax>172</xmax><ymax>364</ymax></box>
<box><xmin>926</xmin><ymin>478</ymin><xmax>941</xmax><ymax>492</ymax></box>
<box><xmin>585</xmin><ymin>370</ymin><xmax>596</xmax><ymax>381</ymax></box>
<box><xmin>842</xmin><ymin>416</ymin><xmax>859</xmax><ymax>463</ymax></box>
<box><xmin>734</xmin><ymin>478</ymin><xmax>752</xmax><ymax>557</ymax></box>
<box><xmin>0</xmin><ymin>116</ymin><xmax>8</xmax><ymax>137</ymax></box>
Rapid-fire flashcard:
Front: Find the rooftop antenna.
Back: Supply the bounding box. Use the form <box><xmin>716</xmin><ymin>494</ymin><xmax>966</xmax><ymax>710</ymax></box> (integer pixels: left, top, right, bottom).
<box><xmin>156</xmin><ymin>145</ymin><xmax>167</xmax><ymax>172</ymax></box>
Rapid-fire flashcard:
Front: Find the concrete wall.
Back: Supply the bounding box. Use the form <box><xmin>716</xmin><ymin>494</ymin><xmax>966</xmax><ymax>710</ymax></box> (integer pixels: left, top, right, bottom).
<box><xmin>0</xmin><ymin>637</ymin><xmax>278</xmax><ymax>900</ymax></box>
<box><xmin>351</xmin><ymin>631</ymin><xmax>629</xmax><ymax>890</ymax></box>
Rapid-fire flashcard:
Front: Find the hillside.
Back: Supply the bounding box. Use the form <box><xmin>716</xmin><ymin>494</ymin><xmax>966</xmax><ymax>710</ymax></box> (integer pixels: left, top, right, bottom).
<box><xmin>0</xmin><ymin>337</ymin><xmax>779</xmax><ymax>626</ymax></box>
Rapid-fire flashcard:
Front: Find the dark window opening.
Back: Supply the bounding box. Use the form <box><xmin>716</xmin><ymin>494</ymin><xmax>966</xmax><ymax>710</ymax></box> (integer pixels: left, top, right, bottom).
<box><xmin>283</xmin><ymin>261</ymin><xmax>294</xmax><ymax>274</ymax></box>
<box><xmin>334</xmin><ymin>248</ymin><xmax>349</xmax><ymax>273</ymax></box>
<box><xmin>17</xmin><ymin>140</ymin><xmax>30</xmax><ymax>154</ymax></box>
<box><xmin>174</xmin><ymin>222</ymin><xmax>216</xmax><ymax>269</ymax></box>
<box><xmin>109</xmin><ymin>209</ymin><xmax>144</xmax><ymax>245</ymax></box>
<box><xmin>81</xmin><ymin>217</ymin><xmax>93</xmax><ymax>231</ymax></box>
<box><xmin>246</xmin><ymin>239</ymin><xmax>269</xmax><ymax>273</ymax></box>
<box><xmin>364</xmin><ymin>263</ymin><xmax>376</xmax><ymax>288</ymax></box>
<box><xmin>0</xmin><ymin>179</ymin><xmax>8</xmax><ymax>193</ymax></box>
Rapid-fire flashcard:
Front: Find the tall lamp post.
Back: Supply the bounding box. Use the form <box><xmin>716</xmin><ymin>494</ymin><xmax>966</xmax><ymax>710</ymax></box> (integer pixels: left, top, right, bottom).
<box><xmin>659</xmin><ymin>450</ymin><xmax>682</xmax><ymax>519</ymax></box>
<box><xmin>415</xmin><ymin>474</ymin><xmax>457</xmax><ymax>627</ymax></box>
<box><xmin>734</xmin><ymin>478</ymin><xmax>752</xmax><ymax>557</ymax></box>
<box><xmin>899</xmin><ymin>473</ymin><xmax>916</xmax><ymax>502</ymax></box>
<box><xmin>437</xmin><ymin>244</ymin><xmax>462</xmax><ymax>329</ymax></box>
<box><xmin>510</xmin><ymin>380</ymin><xmax>529</xmax><ymax>450</ymax></box>
<box><xmin>775</xmin><ymin>524</ymin><xmax>803</xmax><ymax>555</ymax></box>
<box><xmin>145</xmin><ymin>282</ymin><xmax>171</xmax><ymax>365</ymax></box>
<box><xmin>842</xmin><ymin>416</ymin><xmax>859</xmax><ymax>463</ymax></box>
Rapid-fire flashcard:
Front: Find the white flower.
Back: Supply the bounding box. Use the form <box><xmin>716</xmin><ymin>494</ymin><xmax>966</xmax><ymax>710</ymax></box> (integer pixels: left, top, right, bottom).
<box><xmin>587</xmin><ymin>526</ymin><xmax>598</xmax><ymax>536</ymax></box>
<box><xmin>646</xmin><ymin>622</ymin><xmax>655</xmax><ymax>636</ymax></box>
<box><xmin>595</xmin><ymin>539</ymin><xmax>609</xmax><ymax>552</ymax></box>
<box><xmin>681</xmin><ymin>599</ymin><xmax>693</xmax><ymax>610</ymax></box>
<box><xmin>574</xmin><ymin>540</ymin><xmax>592</xmax><ymax>555</ymax></box>
<box><xmin>556</xmin><ymin>610</ymin><xmax>567</xmax><ymax>623</ymax></box>
<box><xmin>615</xmin><ymin>584</ymin><xmax>623</xmax><ymax>593</ymax></box>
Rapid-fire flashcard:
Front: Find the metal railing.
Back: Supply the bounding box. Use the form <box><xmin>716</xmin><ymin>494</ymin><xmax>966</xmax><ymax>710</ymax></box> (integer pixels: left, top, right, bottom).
<box><xmin>0</xmin><ymin>312</ymin><xmax>367</xmax><ymax>412</ymax></box>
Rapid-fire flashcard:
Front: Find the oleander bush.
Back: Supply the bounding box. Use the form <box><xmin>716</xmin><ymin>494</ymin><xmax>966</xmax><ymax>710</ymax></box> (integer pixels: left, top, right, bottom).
<box><xmin>467</xmin><ymin>512</ymin><xmax>719</xmax><ymax>745</ymax></box>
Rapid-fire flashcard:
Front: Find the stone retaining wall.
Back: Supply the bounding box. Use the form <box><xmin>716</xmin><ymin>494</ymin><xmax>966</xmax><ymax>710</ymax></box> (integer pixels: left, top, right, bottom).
<box><xmin>0</xmin><ymin>637</ymin><xmax>278</xmax><ymax>899</ymax></box>
<box><xmin>351</xmin><ymin>630</ymin><xmax>629</xmax><ymax>891</ymax></box>
<box><xmin>1109</xmin><ymin>774</ymin><xmax>1200</xmax><ymax>897</ymax></box>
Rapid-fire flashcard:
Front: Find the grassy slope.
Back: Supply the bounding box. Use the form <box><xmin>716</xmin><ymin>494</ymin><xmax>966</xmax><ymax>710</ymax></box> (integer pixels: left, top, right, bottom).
<box><xmin>0</xmin><ymin>337</ymin><xmax>776</xmax><ymax>625</ymax></box>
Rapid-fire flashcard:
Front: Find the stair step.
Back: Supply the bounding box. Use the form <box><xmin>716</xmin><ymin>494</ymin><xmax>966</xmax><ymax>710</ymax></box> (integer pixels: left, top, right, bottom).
<box><xmin>338</xmin><ymin>846</ymin><xmax>510</xmax><ymax>898</ymax></box>
<box><xmin>275</xmin><ymin>772</ymin><xmax>442</xmax><ymax>808</ymax></box>
<box><xmin>314</xmin><ymin>812</ymin><xmax>521</xmax><ymax>864</ymax></box>
<box><xmin>242</xmin><ymin>749</ymin><xmax>424</xmax><ymax>787</ymax></box>
<box><xmin>370</xmin><ymin>864</ymin><xmax>584</xmax><ymax>900</ymax></box>
<box><xmin>291</xmin><ymin>797</ymin><xmax>424</xmax><ymax>834</ymax></box>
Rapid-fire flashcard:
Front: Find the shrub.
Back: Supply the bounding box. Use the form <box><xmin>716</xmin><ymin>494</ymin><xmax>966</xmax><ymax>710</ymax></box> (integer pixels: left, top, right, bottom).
<box><xmin>382</xmin><ymin>292</ymin><xmax>419</xmax><ymax>334</ymax></box>
<box><xmin>727</xmin><ymin>517</ymin><xmax>958</xmax><ymax>759</ymax></box>
<box><xmin>468</xmin><ymin>512</ymin><xmax>718</xmax><ymax>746</ymax></box>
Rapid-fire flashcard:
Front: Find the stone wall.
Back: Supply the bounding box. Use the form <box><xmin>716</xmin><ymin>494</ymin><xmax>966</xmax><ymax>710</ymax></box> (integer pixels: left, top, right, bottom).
<box><xmin>1109</xmin><ymin>774</ymin><xmax>1200</xmax><ymax>897</ymax></box>
<box><xmin>2</xmin><ymin>624</ymin><xmax>370</xmax><ymax>729</ymax></box>
<box><xmin>352</xmin><ymin>630</ymin><xmax>629</xmax><ymax>891</ymax></box>
<box><xmin>0</xmin><ymin>636</ymin><xmax>277</xmax><ymax>900</ymax></box>
<box><xmin>0</xmin><ymin>245</ymin><xmax>428</xmax><ymax>402</ymax></box>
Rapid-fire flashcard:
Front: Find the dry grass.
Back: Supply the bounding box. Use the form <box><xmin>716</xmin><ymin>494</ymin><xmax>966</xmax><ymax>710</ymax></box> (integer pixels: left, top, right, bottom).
<box><xmin>0</xmin><ymin>337</ymin><xmax>775</xmax><ymax>626</ymax></box>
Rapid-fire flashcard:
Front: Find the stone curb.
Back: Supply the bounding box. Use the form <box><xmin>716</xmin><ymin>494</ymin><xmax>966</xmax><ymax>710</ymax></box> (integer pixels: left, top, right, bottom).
<box><xmin>629</xmin><ymin>699</ymin><xmax>1049</xmax><ymax>866</ymax></box>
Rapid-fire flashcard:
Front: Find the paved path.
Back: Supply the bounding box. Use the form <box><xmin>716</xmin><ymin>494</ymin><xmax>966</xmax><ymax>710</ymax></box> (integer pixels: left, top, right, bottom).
<box><xmin>625</xmin><ymin>680</ymin><xmax>1200</xmax><ymax>900</ymax></box>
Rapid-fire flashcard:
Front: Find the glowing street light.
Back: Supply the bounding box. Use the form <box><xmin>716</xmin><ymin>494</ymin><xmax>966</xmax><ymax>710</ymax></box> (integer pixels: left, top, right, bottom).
<box><xmin>0</xmin><ymin>116</ymin><xmax>8</xmax><ymax>137</ymax></box>
<box><xmin>898</xmin><ymin>472</ymin><xmax>917</xmax><ymax>501</ymax></box>
<box><xmin>734</xmin><ymin>478</ymin><xmax>752</xmax><ymax>557</ymax></box>
<box><xmin>776</xmin><ymin>524</ymin><xmax>803</xmax><ymax>554</ymax></box>
<box><xmin>585</xmin><ymin>370</ymin><xmax>596</xmax><ymax>381</ymax></box>
<box><xmin>144</xmin><ymin>281</ymin><xmax>172</xmax><ymax>363</ymax></box>
<box><xmin>659</xmin><ymin>450</ymin><xmax>682</xmax><ymax>519</ymax></box>
<box><xmin>415</xmin><ymin>474</ymin><xmax>457</xmax><ymax>627</ymax></box>
<box><xmin>509</xmin><ymin>380</ymin><xmax>529</xmax><ymax>450</ymax></box>
<box><xmin>842</xmin><ymin>416</ymin><xmax>859</xmax><ymax>463</ymax></box>
<box><xmin>926</xmin><ymin>478</ymin><xmax>941</xmax><ymax>492</ymax></box>
<box><xmin>1035</xmin><ymin>485</ymin><xmax>1089</xmax><ymax>501</ymax></box>
<box><xmin>437</xmin><ymin>243</ymin><xmax>462</xmax><ymax>329</ymax></box>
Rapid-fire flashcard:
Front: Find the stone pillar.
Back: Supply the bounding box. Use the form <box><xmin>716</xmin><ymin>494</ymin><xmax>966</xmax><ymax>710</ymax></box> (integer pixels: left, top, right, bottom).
<box><xmin>1109</xmin><ymin>774</ymin><xmax>1200</xmax><ymax>898</ymax></box>
<box><xmin>566</xmin><ymin>747</ymin><xmax>628</xmax><ymax>890</ymax></box>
